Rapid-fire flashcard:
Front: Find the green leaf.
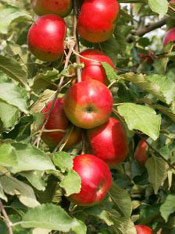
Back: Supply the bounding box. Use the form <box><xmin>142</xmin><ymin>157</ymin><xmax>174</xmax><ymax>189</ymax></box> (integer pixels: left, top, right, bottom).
<box><xmin>21</xmin><ymin>204</ymin><xmax>86</xmax><ymax>233</ymax></box>
<box><xmin>11</xmin><ymin>143</ymin><xmax>55</xmax><ymax>173</ymax></box>
<box><xmin>0</xmin><ymin>100</ymin><xmax>20</xmax><ymax>130</ymax></box>
<box><xmin>148</xmin><ymin>0</ymin><xmax>168</xmax><ymax>18</ymax></box>
<box><xmin>118</xmin><ymin>103</ymin><xmax>161</xmax><ymax>140</ymax></box>
<box><xmin>146</xmin><ymin>156</ymin><xmax>168</xmax><ymax>194</ymax></box>
<box><xmin>0</xmin><ymin>143</ymin><xmax>17</xmax><ymax>168</ymax></box>
<box><xmin>109</xmin><ymin>182</ymin><xmax>132</xmax><ymax>217</ymax></box>
<box><xmin>20</xmin><ymin>171</ymin><xmax>46</xmax><ymax>191</ymax></box>
<box><xmin>108</xmin><ymin>210</ymin><xmax>136</xmax><ymax>234</ymax></box>
<box><xmin>0</xmin><ymin>3</ymin><xmax>31</xmax><ymax>34</ymax></box>
<box><xmin>32</xmin><ymin>229</ymin><xmax>51</xmax><ymax>234</ymax></box>
<box><xmin>0</xmin><ymin>175</ymin><xmax>39</xmax><ymax>207</ymax></box>
<box><xmin>0</xmin><ymin>73</ymin><xmax>28</xmax><ymax>113</ymax></box>
<box><xmin>53</xmin><ymin>151</ymin><xmax>73</xmax><ymax>173</ymax></box>
<box><xmin>101</xmin><ymin>62</ymin><xmax>119</xmax><ymax>83</ymax></box>
<box><xmin>160</xmin><ymin>194</ymin><xmax>175</xmax><ymax>222</ymax></box>
<box><xmin>0</xmin><ymin>55</ymin><xmax>29</xmax><ymax>89</ymax></box>
<box><xmin>0</xmin><ymin>184</ymin><xmax>7</xmax><ymax>202</ymax></box>
<box><xmin>60</xmin><ymin>169</ymin><xmax>81</xmax><ymax>196</ymax></box>
<box><xmin>121</xmin><ymin>72</ymin><xmax>175</xmax><ymax>105</ymax></box>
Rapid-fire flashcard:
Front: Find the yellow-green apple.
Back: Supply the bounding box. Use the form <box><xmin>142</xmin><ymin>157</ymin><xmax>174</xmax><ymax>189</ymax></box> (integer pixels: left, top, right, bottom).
<box><xmin>134</xmin><ymin>139</ymin><xmax>148</xmax><ymax>165</ymax></box>
<box><xmin>28</xmin><ymin>15</ymin><xmax>66</xmax><ymax>61</ymax></box>
<box><xmin>80</xmin><ymin>49</ymin><xmax>115</xmax><ymax>84</ymax></box>
<box><xmin>63</xmin><ymin>79</ymin><xmax>113</xmax><ymax>129</ymax></box>
<box><xmin>41</xmin><ymin>98</ymin><xmax>81</xmax><ymax>149</ymax></box>
<box><xmin>77</xmin><ymin>0</ymin><xmax>120</xmax><ymax>43</ymax></box>
<box><xmin>135</xmin><ymin>225</ymin><xmax>153</xmax><ymax>234</ymax></box>
<box><xmin>68</xmin><ymin>154</ymin><xmax>112</xmax><ymax>206</ymax></box>
<box><xmin>88</xmin><ymin>117</ymin><xmax>128</xmax><ymax>167</ymax></box>
<box><xmin>31</xmin><ymin>0</ymin><xmax>72</xmax><ymax>17</ymax></box>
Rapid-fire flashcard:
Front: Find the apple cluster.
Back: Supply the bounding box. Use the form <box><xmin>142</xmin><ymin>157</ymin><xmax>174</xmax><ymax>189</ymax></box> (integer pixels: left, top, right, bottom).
<box><xmin>28</xmin><ymin>0</ymin><xmax>129</xmax><ymax>207</ymax></box>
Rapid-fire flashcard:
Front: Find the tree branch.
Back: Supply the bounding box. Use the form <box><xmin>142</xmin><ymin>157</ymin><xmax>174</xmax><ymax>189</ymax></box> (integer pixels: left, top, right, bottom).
<box><xmin>0</xmin><ymin>200</ymin><xmax>13</xmax><ymax>234</ymax></box>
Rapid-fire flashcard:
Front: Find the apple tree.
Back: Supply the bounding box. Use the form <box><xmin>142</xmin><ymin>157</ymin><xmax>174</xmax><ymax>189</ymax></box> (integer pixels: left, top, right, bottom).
<box><xmin>0</xmin><ymin>0</ymin><xmax>175</xmax><ymax>233</ymax></box>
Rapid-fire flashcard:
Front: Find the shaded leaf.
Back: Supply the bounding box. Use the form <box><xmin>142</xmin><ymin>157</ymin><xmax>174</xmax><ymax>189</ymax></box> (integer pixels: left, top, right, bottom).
<box><xmin>160</xmin><ymin>194</ymin><xmax>175</xmax><ymax>222</ymax></box>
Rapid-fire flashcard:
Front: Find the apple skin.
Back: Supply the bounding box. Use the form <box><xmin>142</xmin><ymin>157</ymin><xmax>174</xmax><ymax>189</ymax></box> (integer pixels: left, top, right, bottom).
<box><xmin>28</xmin><ymin>15</ymin><xmax>66</xmax><ymax>62</ymax></box>
<box><xmin>31</xmin><ymin>0</ymin><xmax>72</xmax><ymax>17</ymax></box>
<box><xmin>41</xmin><ymin>98</ymin><xmax>81</xmax><ymax>149</ymax></box>
<box><xmin>134</xmin><ymin>139</ymin><xmax>148</xmax><ymax>165</ymax></box>
<box><xmin>63</xmin><ymin>79</ymin><xmax>113</xmax><ymax>129</ymax></box>
<box><xmin>135</xmin><ymin>225</ymin><xmax>153</xmax><ymax>234</ymax></box>
<box><xmin>68</xmin><ymin>154</ymin><xmax>112</xmax><ymax>206</ymax></box>
<box><xmin>163</xmin><ymin>28</ymin><xmax>175</xmax><ymax>47</ymax></box>
<box><xmin>88</xmin><ymin>117</ymin><xmax>128</xmax><ymax>167</ymax></box>
<box><xmin>77</xmin><ymin>0</ymin><xmax>120</xmax><ymax>43</ymax></box>
<box><xmin>80</xmin><ymin>49</ymin><xmax>115</xmax><ymax>84</ymax></box>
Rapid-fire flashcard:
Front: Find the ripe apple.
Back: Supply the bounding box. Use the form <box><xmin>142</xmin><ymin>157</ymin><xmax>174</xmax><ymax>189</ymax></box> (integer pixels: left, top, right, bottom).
<box><xmin>68</xmin><ymin>154</ymin><xmax>112</xmax><ymax>206</ymax></box>
<box><xmin>28</xmin><ymin>15</ymin><xmax>66</xmax><ymax>61</ymax></box>
<box><xmin>80</xmin><ymin>49</ymin><xmax>115</xmax><ymax>84</ymax></box>
<box><xmin>31</xmin><ymin>0</ymin><xmax>72</xmax><ymax>17</ymax></box>
<box><xmin>77</xmin><ymin>0</ymin><xmax>120</xmax><ymax>43</ymax></box>
<box><xmin>163</xmin><ymin>28</ymin><xmax>175</xmax><ymax>47</ymax></box>
<box><xmin>135</xmin><ymin>225</ymin><xmax>153</xmax><ymax>234</ymax></box>
<box><xmin>41</xmin><ymin>98</ymin><xmax>81</xmax><ymax>149</ymax></box>
<box><xmin>63</xmin><ymin>79</ymin><xmax>113</xmax><ymax>129</ymax></box>
<box><xmin>134</xmin><ymin>139</ymin><xmax>148</xmax><ymax>165</ymax></box>
<box><xmin>88</xmin><ymin>117</ymin><xmax>128</xmax><ymax>167</ymax></box>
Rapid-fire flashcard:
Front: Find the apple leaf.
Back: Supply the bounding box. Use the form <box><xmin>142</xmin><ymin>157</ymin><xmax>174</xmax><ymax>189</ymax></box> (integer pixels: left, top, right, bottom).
<box><xmin>102</xmin><ymin>62</ymin><xmax>119</xmax><ymax>83</ymax></box>
<box><xmin>117</xmin><ymin>103</ymin><xmax>161</xmax><ymax>140</ymax></box>
<box><xmin>20</xmin><ymin>171</ymin><xmax>46</xmax><ymax>191</ymax></box>
<box><xmin>146</xmin><ymin>156</ymin><xmax>168</xmax><ymax>194</ymax></box>
<box><xmin>0</xmin><ymin>73</ymin><xmax>28</xmax><ymax>113</ymax></box>
<box><xmin>148</xmin><ymin>0</ymin><xmax>168</xmax><ymax>18</ymax></box>
<box><xmin>109</xmin><ymin>182</ymin><xmax>132</xmax><ymax>217</ymax></box>
<box><xmin>0</xmin><ymin>99</ymin><xmax>20</xmax><ymax>130</ymax></box>
<box><xmin>0</xmin><ymin>175</ymin><xmax>40</xmax><ymax>207</ymax></box>
<box><xmin>21</xmin><ymin>204</ymin><xmax>86</xmax><ymax>233</ymax></box>
<box><xmin>121</xmin><ymin>72</ymin><xmax>175</xmax><ymax>105</ymax></box>
<box><xmin>160</xmin><ymin>194</ymin><xmax>175</xmax><ymax>222</ymax></box>
<box><xmin>60</xmin><ymin>169</ymin><xmax>81</xmax><ymax>196</ymax></box>
<box><xmin>0</xmin><ymin>143</ymin><xmax>17</xmax><ymax>168</ymax></box>
<box><xmin>32</xmin><ymin>229</ymin><xmax>51</xmax><ymax>234</ymax></box>
<box><xmin>0</xmin><ymin>184</ymin><xmax>7</xmax><ymax>202</ymax></box>
<box><xmin>11</xmin><ymin>143</ymin><xmax>55</xmax><ymax>173</ymax></box>
<box><xmin>0</xmin><ymin>3</ymin><xmax>32</xmax><ymax>34</ymax></box>
<box><xmin>53</xmin><ymin>151</ymin><xmax>73</xmax><ymax>173</ymax></box>
<box><xmin>0</xmin><ymin>55</ymin><xmax>29</xmax><ymax>89</ymax></box>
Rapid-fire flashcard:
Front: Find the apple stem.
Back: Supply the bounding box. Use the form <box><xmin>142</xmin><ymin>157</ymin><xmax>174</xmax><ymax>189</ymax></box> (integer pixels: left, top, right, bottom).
<box><xmin>73</xmin><ymin>0</ymin><xmax>82</xmax><ymax>82</ymax></box>
<box><xmin>0</xmin><ymin>200</ymin><xmax>13</xmax><ymax>234</ymax></box>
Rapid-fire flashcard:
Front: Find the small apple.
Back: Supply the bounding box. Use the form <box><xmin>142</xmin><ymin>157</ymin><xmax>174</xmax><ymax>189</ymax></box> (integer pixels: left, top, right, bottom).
<box><xmin>28</xmin><ymin>15</ymin><xmax>66</xmax><ymax>61</ymax></box>
<box><xmin>63</xmin><ymin>79</ymin><xmax>113</xmax><ymax>129</ymax></box>
<box><xmin>88</xmin><ymin>117</ymin><xmax>128</xmax><ymax>167</ymax></box>
<box><xmin>135</xmin><ymin>225</ymin><xmax>153</xmax><ymax>234</ymax></box>
<box><xmin>134</xmin><ymin>139</ymin><xmax>148</xmax><ymax>165</ymax></box>
<box><xmin>31</xmin><ymin>0</ymin><xmax>72</xmax><ymax>17</ymax></box>
<box><xmin>68</xmin><ymin>154</ymin><xmax>112</xmax><ymax>206</ymax></box>
<box><xmin>163</xmin><ymin>28</ymin><xmax>175</xmax><ymax>47</ymax></box>
<box><xmin>80</xmin><ymin>49</ymin><xmax>115</xmax><ymax>84</ymax></box>
<box><xmin>78</xmin><ymin>0</ymin><xmax>120</xmax><ymax>43</ymax></box>
<box><xmin>41</xmin><ymin>98</ymin><xmax>81</xmax><ymax>149</ymax></box>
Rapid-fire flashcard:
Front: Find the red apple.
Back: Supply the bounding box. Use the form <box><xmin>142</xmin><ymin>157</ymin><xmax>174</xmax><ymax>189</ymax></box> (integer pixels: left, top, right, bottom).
<box><xmin>80</xmin><ymin>49</ymin><xmax>115</xmax><ymax>84</ymax></box>
<box><xmin>134</xmin><ymin>139</ymin><xmax>148</xmax><ymax>165</ymax></box>
<box><xmin>41</xmin><ymin>98</ymin><xmax>81</xmax><ymax>149</ymax></box>
<box><xmin>88</xmin><ymin>117</ymin><xmax>128</xmax><ymax>167</ymax></box>
<box><xmin>163</xmin><ymin>28</ymin><xmax>175</xmax><ymax>47</ymax></box>
<box><xmin>77</xmin><ymin>0</ymin><xmax>120</xmax><ymax>43</ymax></box>
<box><xmin>28</xmin><ymin>15</ymin><xmax>66</xmax><ymax>61</ymax></box>
<box><xmin>135</xmin><ymin>225</ymin><xmax>153</xmax><ymax>234</ymax></box>
<box><xmin>69</xmin><ymin>154</ymin><xmax>112</xmax><ymax>206</ymax></box>
<box><xmin>63</xmin><ymin>79</ymin><xmax>113</xmax><ymax>129</ymax></box>
<box><xmin>31</xmin><ymin>0</ymin><xmax>72</xmax><ymax>17</ymax></box>
<box><xmin>139</xmin><ymin>50</ymin><xmax>155</xmax><ymax>63</ymax></box>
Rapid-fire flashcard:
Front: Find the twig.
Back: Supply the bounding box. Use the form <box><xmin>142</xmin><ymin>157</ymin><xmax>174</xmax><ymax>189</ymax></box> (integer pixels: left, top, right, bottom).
<box><xmin>0</xmin><ymin>200</ymin><xmax>13</xmax><ymax>234</ymax></box>
<box><xmin>73</xmin><ymin>0</ymin><xmax>81</xmax><ymax>82</ymax></box>
<box><xmin>33</xmin><ymin>42</ymin><xmax>75</xmax><ymax>148</ymax></box>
